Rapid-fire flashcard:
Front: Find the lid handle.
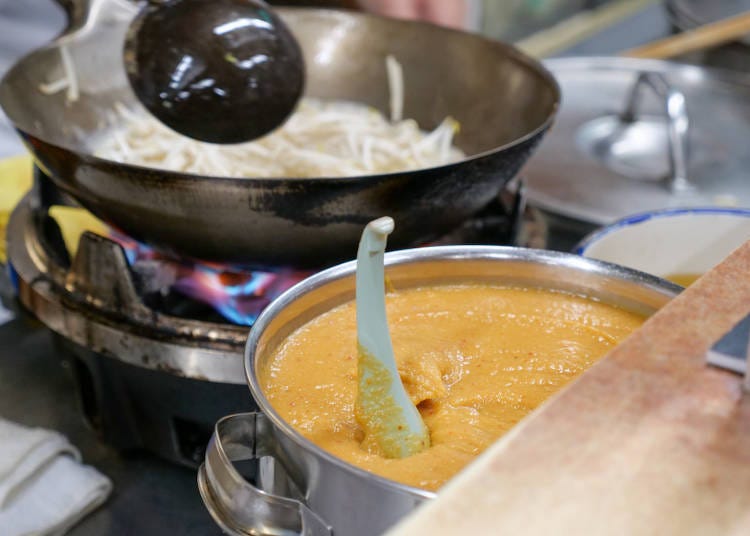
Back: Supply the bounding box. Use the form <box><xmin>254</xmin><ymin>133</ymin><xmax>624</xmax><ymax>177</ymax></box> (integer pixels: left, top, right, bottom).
<box><xmin>620</xmin><ymin>72</ymin><xmax>692</xmax><ymax>194</ymax></box>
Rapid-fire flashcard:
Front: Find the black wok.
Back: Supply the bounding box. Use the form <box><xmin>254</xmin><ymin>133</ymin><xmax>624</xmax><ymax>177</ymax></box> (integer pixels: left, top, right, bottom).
<box><xmin>0</xmin><ymin>0</ymin><xmax>559</xmax><ymax>267</ymax></box>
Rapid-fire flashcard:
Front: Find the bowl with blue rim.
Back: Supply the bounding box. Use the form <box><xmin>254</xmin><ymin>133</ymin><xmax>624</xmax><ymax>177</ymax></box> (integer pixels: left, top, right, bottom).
<box><xmin>576</xmin><ymin>207</ymin><xmax>750</xmax><ymax>287</ymax></box>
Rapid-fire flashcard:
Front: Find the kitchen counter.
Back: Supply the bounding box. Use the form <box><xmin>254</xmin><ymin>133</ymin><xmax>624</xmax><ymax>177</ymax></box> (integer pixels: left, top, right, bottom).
<box><xmin>0</xmin><ymin>1</ymin><xmax>682</xmax><ymax>534</ymax></box>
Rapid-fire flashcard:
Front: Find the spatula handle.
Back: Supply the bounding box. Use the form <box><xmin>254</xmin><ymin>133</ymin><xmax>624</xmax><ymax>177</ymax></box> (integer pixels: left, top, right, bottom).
<box><xmin>623</xmin><ymin>11</ymin><xmax>750</xmax><ymax>59</ymax></box>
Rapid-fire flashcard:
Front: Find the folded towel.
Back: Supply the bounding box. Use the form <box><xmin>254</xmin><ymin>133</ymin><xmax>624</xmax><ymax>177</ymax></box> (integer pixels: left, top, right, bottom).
<box><xmin>0</xmin><ymin>419</ymin><xmax>112</xmax><ymax>536</ymax></box>
<box><xmin>0</xmin><ymin>302</ymin><xmax>12</xmax><ymax>325</ymax></box>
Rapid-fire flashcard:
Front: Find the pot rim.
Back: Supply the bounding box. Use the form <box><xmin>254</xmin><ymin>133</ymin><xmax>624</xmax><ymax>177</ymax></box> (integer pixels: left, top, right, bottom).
<box><xmin>244</xmin><ymin>245</ymin><xmax>681</xmax><ymax>497</ymax></box>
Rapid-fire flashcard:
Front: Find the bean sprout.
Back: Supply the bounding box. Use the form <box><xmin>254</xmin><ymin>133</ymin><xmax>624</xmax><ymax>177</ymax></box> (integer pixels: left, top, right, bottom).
<box><xmin>38</xmin><ymin>45</ymin><xmax>79</xmax><ymax>104</ymax></box>
<box><xmin>90</xmin><ymin>57</ymin><xmax>465</xmax><ymax>177</ymax></box>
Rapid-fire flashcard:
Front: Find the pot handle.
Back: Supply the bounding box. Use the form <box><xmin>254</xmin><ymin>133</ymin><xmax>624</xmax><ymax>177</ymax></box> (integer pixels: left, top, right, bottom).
<box><xmin>620</xmin><ymin>72</ymin><xmax>692</xmax><ymax>194</ymax></box>
<box><xmin>198</xmin><ymin>413</ymin><xmax>332</xmax><ymax>536</ymax></box>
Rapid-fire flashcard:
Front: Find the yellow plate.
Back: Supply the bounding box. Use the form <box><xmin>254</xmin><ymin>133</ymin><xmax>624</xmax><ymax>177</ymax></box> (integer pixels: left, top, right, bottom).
<box><xmin>0</xmin><ymin>155</ymin><xmax>107</xmax><ymax>263</ymax></box>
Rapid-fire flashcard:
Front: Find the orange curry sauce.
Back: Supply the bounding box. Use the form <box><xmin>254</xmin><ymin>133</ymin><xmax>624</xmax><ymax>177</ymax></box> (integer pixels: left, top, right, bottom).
<box><xmin>261</xmin><ymin>285</ymin><xmax>644</xmax><ymax>491</ymax></box>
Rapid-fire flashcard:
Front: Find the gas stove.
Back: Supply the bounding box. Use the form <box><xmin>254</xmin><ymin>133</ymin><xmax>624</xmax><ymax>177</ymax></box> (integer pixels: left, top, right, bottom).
<box><xmin>6</xmin><ymin>167</ymin><xmax>529</xmax><ymax>467</ymax></box>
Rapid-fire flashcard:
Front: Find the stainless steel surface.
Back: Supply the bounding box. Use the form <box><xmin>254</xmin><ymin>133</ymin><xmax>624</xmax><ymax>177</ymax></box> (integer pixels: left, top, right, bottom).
<box><xmin>524</xmin><ymin>56</ymin><xmax>750</xmax><ymax>226</ymax></box>
<box><xmin>0</xmin><ymin>0</ymin><xmax>559</xmax><ymax>266</ymax></box>
<box><xmin>209</xmin><ymin>246</ymin><xmax>681</xmax><ymax>536</ymax></box>
<box><xmin>8</xmin><ymin>193</ymin><xmax>248</xmax><ymax>383</ymax></box>
<box><xmin>620</xmin><ymin>72</ymin><xmax>690</xmax><ymax>192</ymax></box>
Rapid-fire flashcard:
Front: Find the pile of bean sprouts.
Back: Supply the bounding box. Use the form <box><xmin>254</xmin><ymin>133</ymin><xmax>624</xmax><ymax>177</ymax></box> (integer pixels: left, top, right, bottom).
<box><xmin>43</xmin><ymin>51</ymin><xmax>465</xmax><ymax>177</ymax></box>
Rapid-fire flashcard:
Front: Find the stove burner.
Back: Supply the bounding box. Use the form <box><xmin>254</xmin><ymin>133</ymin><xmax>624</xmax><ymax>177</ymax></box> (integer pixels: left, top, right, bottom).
<box><xmin>113</xmin><ymin>233</ymin><xmax>312</xmax><ymax>326</ymax></box>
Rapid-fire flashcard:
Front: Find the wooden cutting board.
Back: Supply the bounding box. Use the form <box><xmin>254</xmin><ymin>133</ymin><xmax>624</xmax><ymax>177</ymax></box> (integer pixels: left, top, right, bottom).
<box><xmin>389</xmin><ymin>241</ymin><xmax>750</xmax><ymax>535</ymax></box>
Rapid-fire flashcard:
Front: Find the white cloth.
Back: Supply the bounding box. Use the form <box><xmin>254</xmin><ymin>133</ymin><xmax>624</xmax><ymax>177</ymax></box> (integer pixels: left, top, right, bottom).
<box><xmin>0</xmin><ymin>418</ymin><xmax>112</xmax><ymax>536</ymax></box>
<box><xmin>0</xmin><ymin>302</ymin><xmax>13</xmax><ymax>325</ymax></box>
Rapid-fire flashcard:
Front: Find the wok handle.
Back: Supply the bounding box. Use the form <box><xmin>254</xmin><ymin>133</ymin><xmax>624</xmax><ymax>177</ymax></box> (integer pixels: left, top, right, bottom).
<box><xmin>198</xmin><ymin>413</ymin><xmax>332</xmax><ymax>536</ymax></box>
<box><xmin>620</xmin><ymin>72</ymin><xmax>692</xmax><ymax>194</ymax></box>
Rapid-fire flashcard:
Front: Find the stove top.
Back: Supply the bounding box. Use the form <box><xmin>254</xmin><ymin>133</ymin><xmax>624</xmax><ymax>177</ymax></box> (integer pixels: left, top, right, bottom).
<box><xmin>6</xmin><ymin>167</ymin><xmax>527</xmax><ymax>466</ymax></box>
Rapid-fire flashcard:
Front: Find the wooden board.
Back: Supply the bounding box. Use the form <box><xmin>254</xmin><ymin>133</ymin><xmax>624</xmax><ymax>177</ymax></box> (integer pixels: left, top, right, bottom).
<box><xmin>389</xmin><ymin>241</ymin><xmax>750</xmax><ymax>535</ymax></box>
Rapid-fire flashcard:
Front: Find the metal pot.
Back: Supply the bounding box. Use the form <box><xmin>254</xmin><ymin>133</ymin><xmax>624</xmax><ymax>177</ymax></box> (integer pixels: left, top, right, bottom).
<box><xmin>198</xmin><ymin>245</ymin><xmax>680</xmax><ymax>536</ymax></box>
<box><xmin>0</xmin><ymin>0</ymin><xmax>559</xmax><ymax>267</ymax></box>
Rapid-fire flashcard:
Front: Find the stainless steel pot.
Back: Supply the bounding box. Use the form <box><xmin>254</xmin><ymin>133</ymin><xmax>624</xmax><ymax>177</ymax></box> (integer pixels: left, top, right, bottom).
<box><xmin>198</xmin><ymin>245</ymin><xmax>681</xmax><ymax>535</ymax></box>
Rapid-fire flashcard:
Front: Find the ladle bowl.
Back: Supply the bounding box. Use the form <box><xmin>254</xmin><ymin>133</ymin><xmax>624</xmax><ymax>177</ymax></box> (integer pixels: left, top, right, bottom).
<box><xmin>124</xmin><ymin>0</ymin><xmax>304</xmax><ymax>144</ymax></box>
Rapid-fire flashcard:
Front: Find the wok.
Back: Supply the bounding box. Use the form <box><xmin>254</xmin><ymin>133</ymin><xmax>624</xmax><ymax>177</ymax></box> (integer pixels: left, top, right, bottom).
<box><xmin>0</xmin><ymin>0</ymin><xmax>559</xmax><ymax>267</ymax></box>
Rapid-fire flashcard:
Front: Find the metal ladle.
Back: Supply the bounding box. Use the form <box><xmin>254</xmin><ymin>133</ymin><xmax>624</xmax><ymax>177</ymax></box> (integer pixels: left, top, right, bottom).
<box><xmin>124</xmin><ymin>0</ymin><xmax>304</xmax><ymax>144</ymax></box>
<box><xmin>355</xmin><ymin>217</ymin><xmax>430</xmax><ymax>459</ymax></box>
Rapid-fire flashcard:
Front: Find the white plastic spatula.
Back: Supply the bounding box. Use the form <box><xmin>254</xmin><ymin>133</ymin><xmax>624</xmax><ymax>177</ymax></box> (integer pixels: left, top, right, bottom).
<box><xmin>355</xmin><ymin>217</ymin><xmax>430</xmax><ymax>458</ymax></box>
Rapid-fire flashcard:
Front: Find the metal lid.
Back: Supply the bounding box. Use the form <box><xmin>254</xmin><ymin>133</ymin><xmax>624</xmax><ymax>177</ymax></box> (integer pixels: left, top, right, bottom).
<box><xmin>523</xmin><ymin>57</ymin><xmax>750</xmax><ymax>225</ymax></box>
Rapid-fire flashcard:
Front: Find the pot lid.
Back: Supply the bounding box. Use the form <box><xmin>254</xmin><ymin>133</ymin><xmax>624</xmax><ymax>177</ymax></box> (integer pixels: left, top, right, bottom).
<box><xmin>523</xmin><ymin>57</ymin><xmax>750</xmax><ymax>225</ymax></box>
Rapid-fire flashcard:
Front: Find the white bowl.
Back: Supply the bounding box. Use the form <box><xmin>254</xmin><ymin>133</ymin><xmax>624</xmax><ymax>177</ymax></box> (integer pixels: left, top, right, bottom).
<box><xmin>576</xmin><ymin>207</ymin><xmax>750</xmax><ymax>285</ymax></box>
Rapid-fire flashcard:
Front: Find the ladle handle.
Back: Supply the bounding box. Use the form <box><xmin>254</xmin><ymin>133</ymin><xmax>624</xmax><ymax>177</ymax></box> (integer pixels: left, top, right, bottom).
<box><xmin>620</xmin><ymin>72</ymin><xmax>692</xmax><ymax>193</ymax></box>
<box><xmin>198</xmin><ymin>413</ymin><xmax>332</xmax><ymax>536</ymax></box>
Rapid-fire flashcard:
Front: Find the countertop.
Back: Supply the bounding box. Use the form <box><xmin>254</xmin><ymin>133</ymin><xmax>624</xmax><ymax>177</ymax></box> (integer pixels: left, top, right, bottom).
<box><xmin>0</xmin><ymin>1</ymin><xmax>678</xmax><ymax>534</ymax></box>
